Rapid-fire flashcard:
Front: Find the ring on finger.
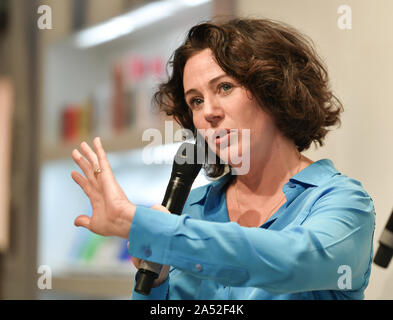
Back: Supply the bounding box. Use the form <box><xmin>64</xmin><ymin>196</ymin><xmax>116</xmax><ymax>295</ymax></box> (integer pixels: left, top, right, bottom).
<box><xmin>94</xmin><ymin>167</ymin><xmax>102</xmax><ymax>178</ymax></box>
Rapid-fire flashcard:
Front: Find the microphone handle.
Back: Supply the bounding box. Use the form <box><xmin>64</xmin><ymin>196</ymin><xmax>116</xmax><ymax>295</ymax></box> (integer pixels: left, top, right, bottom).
<box><xmin>133</xmin><ymin>177</ymin><xmax>192</xmax><ymax>295</ymax></box>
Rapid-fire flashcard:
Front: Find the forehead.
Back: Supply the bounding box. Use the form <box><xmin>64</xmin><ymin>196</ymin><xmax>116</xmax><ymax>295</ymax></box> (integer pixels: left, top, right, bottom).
<box><xmin>183</xmin><ymin>49</ymin><xmax>225</xmax><ymax>88</ymax></box>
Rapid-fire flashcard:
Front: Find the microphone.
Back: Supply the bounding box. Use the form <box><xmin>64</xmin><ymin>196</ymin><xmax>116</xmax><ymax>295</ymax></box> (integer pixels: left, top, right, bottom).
<box><xmin>134</xmin><ymin>141</ymin><xmax>203</xmax><ymax>295</ymax></box>
<box><xmin>374</xmin><ymin>207</ymin><xmax>393</xmax><ymax>268</ymax></box>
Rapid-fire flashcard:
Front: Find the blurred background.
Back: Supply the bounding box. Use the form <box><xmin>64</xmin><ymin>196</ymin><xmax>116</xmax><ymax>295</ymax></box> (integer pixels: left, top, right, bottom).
<box><xmin>0</xmin><ymin>0</ymin><xmax>392</xmax><ymax>299</ymax></box>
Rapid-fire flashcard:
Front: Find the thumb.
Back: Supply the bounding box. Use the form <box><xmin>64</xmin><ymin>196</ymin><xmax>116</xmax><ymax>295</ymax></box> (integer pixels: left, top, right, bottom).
<box><xmin>151</xmin><ymin>204</ymin><xmax>171</xmax><ymax>214</ymax></box>
<box><xmin>131</xmin><ymin>256</ymin><xmax>141</xmax><ymax>269</ymax></box>
<box><xmin>74</xmin><ymin>215</ymin><xmax>91</xmax><ymax>229</ymax></box>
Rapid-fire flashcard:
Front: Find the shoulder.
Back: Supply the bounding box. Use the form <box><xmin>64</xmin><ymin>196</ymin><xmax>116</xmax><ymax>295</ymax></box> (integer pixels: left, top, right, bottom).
<box><xmin>298</xmin><ymin>159</ymin><xmax>373</xmax><ymax>205</ymax></box>
<box><xmin>295</xmin><ymin>159</ymin><xmax>375</xmax><ymax>224</ymax></box>
<box><xmin>307</xmin><ymin>168</ymin><xmax>375</xmax><ymax>229</ymax></box>
<box><xmin>316</xmin><ymin>170</ymin><xmax>374</xmax><ymax>208</ymax></box>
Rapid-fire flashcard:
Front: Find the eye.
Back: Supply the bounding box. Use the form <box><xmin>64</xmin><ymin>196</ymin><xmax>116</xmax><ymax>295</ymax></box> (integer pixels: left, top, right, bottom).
<box><xmin>218</xmin><ymin>82</ymin><xmax>233</xmax><ymax>93</ymax></box>
<box><xmin>189</xmin><ymin>97</ymin><xmax>203</xmax><ymax>108</ymax></box>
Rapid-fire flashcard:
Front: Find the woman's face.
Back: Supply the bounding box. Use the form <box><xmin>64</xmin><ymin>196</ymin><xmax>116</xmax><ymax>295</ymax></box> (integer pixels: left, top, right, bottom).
<box><xmin>183</xmin><ymin>48</ymin><xmax>278</xmax><ymax>168</ymax></box>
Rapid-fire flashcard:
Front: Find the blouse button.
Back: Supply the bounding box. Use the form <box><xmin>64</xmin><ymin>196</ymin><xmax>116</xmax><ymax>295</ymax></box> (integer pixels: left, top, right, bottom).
<box><xmin>195</xmin><ymin>264</ymin><xmax>203</xmax><ymax>272</ymax></box>
<box><xmin>144</xmin><ymin>248</ymin><xmax>152</xmax><ymax>257</ymax></box>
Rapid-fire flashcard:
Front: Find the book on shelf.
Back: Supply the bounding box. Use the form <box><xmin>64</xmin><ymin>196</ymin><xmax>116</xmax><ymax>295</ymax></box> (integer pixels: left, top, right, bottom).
<box><xmin>59</xmin><ymin>55</ymin><xmax>166</xmax><ymax>144</ymax></box>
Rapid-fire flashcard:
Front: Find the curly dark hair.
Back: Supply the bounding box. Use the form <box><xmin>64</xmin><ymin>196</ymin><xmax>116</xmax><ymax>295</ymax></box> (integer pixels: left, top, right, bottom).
<box><xmin>152</xmin><ymin>18</ymin><xmax>343</xmax><ymax>178</ymax></box>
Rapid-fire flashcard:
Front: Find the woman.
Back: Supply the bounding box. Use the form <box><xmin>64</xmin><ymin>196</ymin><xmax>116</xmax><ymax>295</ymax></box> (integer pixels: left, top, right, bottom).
<box><xmin>71</xmin><ymin>18</ymin><xmax>375</xmax><ymax>299</ymax></box>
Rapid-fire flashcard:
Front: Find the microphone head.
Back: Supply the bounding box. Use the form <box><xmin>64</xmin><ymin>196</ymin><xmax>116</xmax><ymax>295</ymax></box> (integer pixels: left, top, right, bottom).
<box><xmin>172</xmin><ymin>142</ymin><xmax>203</xmax><ymax>182</ymax></box>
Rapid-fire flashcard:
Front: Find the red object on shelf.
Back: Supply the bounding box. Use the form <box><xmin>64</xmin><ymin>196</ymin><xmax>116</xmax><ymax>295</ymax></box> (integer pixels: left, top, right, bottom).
<box><xmin>127</xmin><ymin>55</ymin><xmax>145</xmax><ymax>81</ymax></box>
<box><xmin>150</xmin><ymin>56</ymin><xmax>164</xmax><ymax>77</ymax></box>
<box><xmin>125</xmin><ymin>55</ymin><xmax>164</xmax><ymax>80</ymax></box>
<box><xmin>62</xmin><ymin>105</ymin><xmax>80</xmax><ymax>142</ymax></box>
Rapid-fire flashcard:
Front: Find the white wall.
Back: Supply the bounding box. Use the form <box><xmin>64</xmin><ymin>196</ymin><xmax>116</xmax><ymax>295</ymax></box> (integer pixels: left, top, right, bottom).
<box><xmin>236</xmin><ymin>0</ymin><xmax>393</xmax><ymax>299</ymax></box>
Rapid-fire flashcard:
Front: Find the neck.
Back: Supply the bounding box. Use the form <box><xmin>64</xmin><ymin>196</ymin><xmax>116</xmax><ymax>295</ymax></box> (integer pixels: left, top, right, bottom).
<box><xmin>231</xmin><ymin>133</ymin><xmax>310</xmax><ymax>198</ymax></box>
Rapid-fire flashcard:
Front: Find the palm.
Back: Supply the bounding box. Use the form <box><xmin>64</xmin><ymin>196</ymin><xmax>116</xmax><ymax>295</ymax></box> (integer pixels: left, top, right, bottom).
<box><xmin>92</xmin><ymin>191</ymin><xmax>129</xmax><ymax>235</ymax></box>
<box><xmin>71</xmin><ymin>138</ymin><xmax>134</xmax><ymax>238</ymax></box>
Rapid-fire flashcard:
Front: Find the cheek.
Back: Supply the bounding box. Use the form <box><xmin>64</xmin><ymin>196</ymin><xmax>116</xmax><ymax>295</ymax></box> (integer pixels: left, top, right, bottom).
<box><xmin>230</xmin><ymin>96</ymin><xmax>258</xmax><ymax>125</ymax></box>
<box><xmin>192</xmin><ymin>112</ymin><xmax>205</xmax><ymax>130</ymax></box>
<box><xmin>236</xmin><ymin>106</ymin><xmax>272</xmax><ymax>141</ymax></box>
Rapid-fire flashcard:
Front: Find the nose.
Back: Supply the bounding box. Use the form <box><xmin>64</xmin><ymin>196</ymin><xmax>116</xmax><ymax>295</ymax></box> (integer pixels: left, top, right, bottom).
<box><xmin>203</xmin><ymin>96</ymin><xmax>224</xmax><ymax>125</ymax></box>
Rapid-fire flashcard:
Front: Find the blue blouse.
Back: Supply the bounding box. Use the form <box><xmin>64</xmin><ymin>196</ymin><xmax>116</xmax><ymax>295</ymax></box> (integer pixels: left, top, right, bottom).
<box><xmin>128</xmin><ymin>159</ymin><xmax>375</xmax><ymax>300</ymax></box>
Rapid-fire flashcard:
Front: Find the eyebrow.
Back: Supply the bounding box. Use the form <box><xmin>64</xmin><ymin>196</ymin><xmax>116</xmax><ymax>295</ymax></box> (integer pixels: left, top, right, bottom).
<box><xmin>184</xmin><ymin>74</ymin><xmax>228</xmax><ymax>98</ymax></box>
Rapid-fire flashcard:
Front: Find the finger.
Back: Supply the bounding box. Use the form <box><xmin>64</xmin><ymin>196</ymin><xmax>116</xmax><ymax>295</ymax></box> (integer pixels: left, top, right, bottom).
<box><xmin>153</xmin><ymin>265</ymin><xmax>170</xmax><ymax>287</ymax></box>
<box><xmin>131</xmin><ymin>257</ymin><xmax>141</xmax><ymax>269</ymax></box>
<box><xmin>71</xmin><ymin>170</ymin><xmax>94</xmax><ymax>198</ymax></box>
<box><xmin>151</xmin><ymin>204</ymin><xmax>171</xmax><ymax>214</ymax></box>
<box><xmin>72</xmin><ymin>149</ymin><xmax>98</xmax><ymax>187</ymax></box>
<box><xmin>92</xmin><ymin>137</ymin><xmax>118</xmax><ymax>192</ymax></box>
<box><xmin>74</xmin><ymin>214</ymin><xmax>91</xmax><ymax>229</ymax></box>
<box><xmin>159</xmin><ymin>265</ymin><xmax>171</xmax><ymax>278</ymax></box>
<box><xmin>93</xmin><ymin>137</ymin><xmax>112</xmax><ymax>173</ymax></box>
<box><xmin>80</xmin><ymin>141</ymin><xmax>100</xmax><ymax>170</ymax></box>
<box><xmin>79</xmin><ymin>142</ymin><xmax>101</xmax><ymax>189</ymax></box>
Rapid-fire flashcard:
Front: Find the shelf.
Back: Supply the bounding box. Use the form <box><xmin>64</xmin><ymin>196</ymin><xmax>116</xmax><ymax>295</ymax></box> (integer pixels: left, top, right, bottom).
<box><xmin>48</xmin><ymin>264</ymin><xmax>137</xmax><ymax>298</ymax></box>
<box><xmin>40</xmin><ymin>121</ymin><xmax>180</xmax><ymax>162</ymax></box>
<box><xmin>52</xmin><ymin>274</ymin><xmax>134</xmax><ymax>298</ymax></box>
<box><xmin>41</xmin><ymin>128</ymin><xmax>141</xmax><ymax>161</ymax></box>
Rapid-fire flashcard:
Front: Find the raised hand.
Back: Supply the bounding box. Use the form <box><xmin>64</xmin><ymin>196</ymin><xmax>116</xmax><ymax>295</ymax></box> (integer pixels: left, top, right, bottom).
<box><xmin>71</xmin><ymin>137</ymin><xmax>135</xmax><ymax>239</ymax></box>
